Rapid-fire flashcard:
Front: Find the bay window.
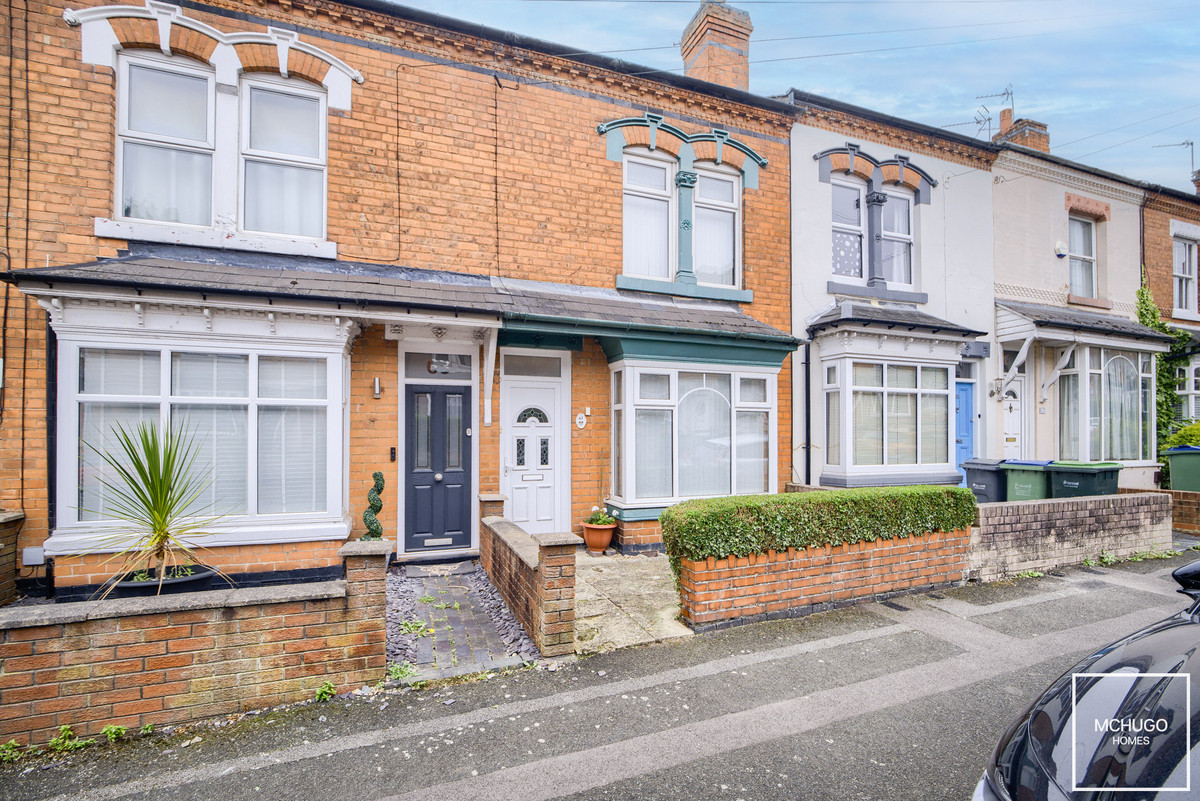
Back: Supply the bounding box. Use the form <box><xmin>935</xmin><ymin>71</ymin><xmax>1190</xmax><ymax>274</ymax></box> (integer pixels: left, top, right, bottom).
<box><xmin>825</xmin><ymin>360</ymin><xmax>951</xmax><ymax>470</ymax></box>
<box><xmin>610</xmin><ymin>363</ymin><xmax>776</xmax><ymax>504</ymax></box>
<box><xmin>1058</xmin><ymin>347</ymin><xmax>1154</xmax><ymax>461</ymax></box>
<box><xmin>66</xmin><ymin>341</ymin><xmax>342</xmax><ymax>538</ymax></box>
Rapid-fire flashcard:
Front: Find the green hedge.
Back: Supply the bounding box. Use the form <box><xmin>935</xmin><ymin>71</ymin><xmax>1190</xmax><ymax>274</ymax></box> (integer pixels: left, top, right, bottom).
<box><xmin>1166</xmin><ymin>422</ymin><xmax>1200</xmax><ymax>449</ymax></box>
<box><xmin>659</xmin><ymin>486</ymin><xmax>977</xmax><ymax>581</ymax></box>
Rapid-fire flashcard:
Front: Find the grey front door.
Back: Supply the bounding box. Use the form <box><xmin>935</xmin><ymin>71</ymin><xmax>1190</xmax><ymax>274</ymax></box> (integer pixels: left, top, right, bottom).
<box><xmin>405</xmin><ymin>385</ymin><xmax>471</xmax><ymax>552</ymax></box>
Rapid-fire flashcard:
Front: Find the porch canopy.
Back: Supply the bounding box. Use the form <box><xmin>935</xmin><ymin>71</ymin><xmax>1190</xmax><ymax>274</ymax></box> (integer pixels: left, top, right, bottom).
<box><xmin>994</xmin><ymin>300</ymin><xmax>1174</xmax><ymax>401</ymax></box>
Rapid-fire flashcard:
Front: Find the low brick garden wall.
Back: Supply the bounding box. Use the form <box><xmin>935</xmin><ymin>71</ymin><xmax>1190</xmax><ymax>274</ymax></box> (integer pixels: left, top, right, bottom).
<box><xmin>972</xmin><ymin>493</ymin><xmax>1172</xmax><ymax>582</ymax></box>
<box><xmin>478</xmin><ymin>516</ymin><xmax>576</xmax><ymax>657</ymax></box>
<box><xmin>1119</xmin><ymin>487</ymin><xmax>1198</xmax><ymax>532</ymax></box>
<box><xmin>0</xmin><ymin>541</ymin><xmax>391</xmax><ymax>745</ymax></box>
<box><xmin>676</xmin><ymin>529</ymin><xmax>971</xmax><ymax>631</ymax></box>
<box><xmin>0</xmin><ymin>512</ymin><xmax>23</xmax><ymax>607</ymax></box>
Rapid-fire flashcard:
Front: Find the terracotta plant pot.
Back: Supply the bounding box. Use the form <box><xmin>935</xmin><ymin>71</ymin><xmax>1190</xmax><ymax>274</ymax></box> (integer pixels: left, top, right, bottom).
<box><xmin>580</xmin><ymin>522</ymin><xmax>617</xmax><ymax>555</ymax></box>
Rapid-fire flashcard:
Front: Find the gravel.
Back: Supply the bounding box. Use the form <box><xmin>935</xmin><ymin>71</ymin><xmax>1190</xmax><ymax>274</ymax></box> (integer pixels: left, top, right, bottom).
<box><xmin>466</xmin><ymin>563</ymin><xmax>540</xmax><ymax>660</ymax></box>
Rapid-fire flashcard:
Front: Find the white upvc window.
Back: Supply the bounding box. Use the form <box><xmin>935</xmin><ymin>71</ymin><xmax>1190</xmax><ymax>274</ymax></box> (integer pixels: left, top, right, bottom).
<box><xmin>240</xmin><ymin>76</ymin><xmax>327</xmax><ymax>239</ymax></box>
<box><xmin>59</xmin><ymin>340</ymin><xmax>344</xmax><ymax>540</ymax></box>
<box><xmin>825</xmin><ymin>359</ymin><xmax>951</xmax><ymax>469</ymax></box>
<box><xmin>610</xmin><ymin>362</ymin><xmax>776</xmax><ymax>504</ymax></box>
<box><xmin>622</xmin><ymin>151</ymin><xmax>676</xmax><ymax>280</ymax></box>
<box><xmin>880</xmin><ymin>191</ymin><xmax>913</xmax><ymax>286</ymax></box>
<box><xmin>831</xmin><ymin>180</ymin><xmax>865</xmax><ymax>281</ymax></box>
<box><xmin>1177</xmin><ymin>359</ymin><xmax>1200</xmax><ymax>421</ymax></box>
<box><xmin>116</xmin><ymin>55</ymin><xmax>215</xmax><ymax>227</ymax></box>
<box><xmin>109</xmin><ymin>51</ymin><xmax>332</xmax><ymax>253</ymax></box>
<box><xmin>1174</xmin><ymin>238</ymin><xmax>1198</xmax><ymax>314</ymax></box>
<box><xmin>693</xmin><ymin>166</ymin><xmax>742</xmax><ymax>288</ymax></box>
<box><xmin>1069</xmin><ymin>216</ymin><xmax>1097</xmax><ymax>298</ymax></box>
<box><xmin>1058</xmin><ymin>346</ymin><xmax>1154</xmax><ymax>461</ymax></box>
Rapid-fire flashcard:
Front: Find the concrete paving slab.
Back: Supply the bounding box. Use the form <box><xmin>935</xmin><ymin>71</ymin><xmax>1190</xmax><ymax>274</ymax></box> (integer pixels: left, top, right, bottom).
<box><xmin>573</xmin><ymin>550</ymin><xmax>692</xmax><ymax>655</ymax></box>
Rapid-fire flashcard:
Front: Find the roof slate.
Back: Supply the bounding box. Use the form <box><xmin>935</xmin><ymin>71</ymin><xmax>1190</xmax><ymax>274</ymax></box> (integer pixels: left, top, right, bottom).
<box><xmin>8</xmin><ymin>246</ymin><xmax>797</xmax><ymax>344</ymax></box>
<box><xmin>996</xmin><ymin>300</ymin><xmax>1176</xmax><ymax>343</ymax></box>
<box><xmin>807</xmin><ymin>301</ymin><xmax>984</xmax><ymax>338</ymax></box>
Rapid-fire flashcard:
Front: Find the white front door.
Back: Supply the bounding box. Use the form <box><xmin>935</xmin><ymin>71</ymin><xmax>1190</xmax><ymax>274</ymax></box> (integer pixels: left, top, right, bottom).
<box><xmin>1001</xmin><ymin>376</ymin><xmax>1025</xmax><ymax>459</ymax></box>
<box><xmin>499</xmin><ymin>351</ymin><xmax>570</xmax><ymax>535</ymax></box>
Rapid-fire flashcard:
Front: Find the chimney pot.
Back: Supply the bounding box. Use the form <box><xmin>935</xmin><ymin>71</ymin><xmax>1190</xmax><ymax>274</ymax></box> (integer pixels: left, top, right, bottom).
<box><xmin>681</xmin><ymin>1</ymin><xmax>753</xmax><ymax>91</ymax></box>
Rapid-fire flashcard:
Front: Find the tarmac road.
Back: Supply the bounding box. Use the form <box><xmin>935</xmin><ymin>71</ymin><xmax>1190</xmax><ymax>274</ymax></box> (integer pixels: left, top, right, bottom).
<box><xmin>3</xmin><ymin>554</ymin><xmax>1196</xmax><ymax>801</ymax></box>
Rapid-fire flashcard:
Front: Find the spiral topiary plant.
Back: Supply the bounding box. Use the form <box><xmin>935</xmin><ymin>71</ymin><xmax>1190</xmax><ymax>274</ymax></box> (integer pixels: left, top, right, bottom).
<box><xmin>361</xmin><ymin>471</ymin><xmax>385</xmax><ymax>540</ymax></box>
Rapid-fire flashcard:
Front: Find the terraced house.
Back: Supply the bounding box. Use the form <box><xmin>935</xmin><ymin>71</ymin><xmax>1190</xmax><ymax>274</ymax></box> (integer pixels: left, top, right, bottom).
<box><xmin>0</xmin><ymin>0</ymin><xmax>799</xmax><ymax>594</ymax></box>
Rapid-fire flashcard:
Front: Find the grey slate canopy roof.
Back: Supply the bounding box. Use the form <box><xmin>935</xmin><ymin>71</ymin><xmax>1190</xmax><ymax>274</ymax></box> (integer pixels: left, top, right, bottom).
<box><xmin>807</xmin><ymin>301</ymin><xmax>984</xmax><ymax>338</ymax></box>
<box><xmin>6</xmin><ymin>244</ymin><xmax>798</xmax><ymax>345</ymax></box>
<box><xmin>996</xmin><ymin>300</ymin><xmax>1176</xmax><ymax>343</ymax></box>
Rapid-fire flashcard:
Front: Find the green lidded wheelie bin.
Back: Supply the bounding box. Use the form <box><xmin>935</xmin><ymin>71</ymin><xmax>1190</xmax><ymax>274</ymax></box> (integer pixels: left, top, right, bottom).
<box><xmin>963</xmin><ymin>458</ymin><xmax>1006</xmax><ymax>503</ymax></box>
<box><xmin>1044</xmin><ymin>461</ymin><xmax>1122</xmax><ymax>498</ymax></box>
<box><xmin>1001</xmin><ymin>460</ymin><xmax>1053</xmax><ymax>501</ymax></box>
<box><xmin>1165</xmin><ymin>446</ymin><xmax>1200</xmax><ymax>492</ymax></box>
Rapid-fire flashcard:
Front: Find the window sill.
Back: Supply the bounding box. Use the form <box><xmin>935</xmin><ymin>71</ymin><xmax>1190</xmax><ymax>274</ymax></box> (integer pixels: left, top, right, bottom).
<box><xmin>1172</xmin><ymin>309</ymin><xmax>1200</xmax><ymax>323</ymax></box>
<box><xmin>43</xmin><ymin>517</ymin><xmax>352</xmax><ymax>556</ymax></box>
<box><xmin>819</xmin><ymin>468</ymin><xmax>962</xmax><ymax>488</ymax></box>
<box><xmin>616</xmin><ymin>275</ymin><xmax>752</xmax><ymax>303</ymax></box>
<box><xmin>826</xmin><ymin>281</ymin><xmax>928</xmax><ymax>304</ymax></box>
<box><xmin>603</xmin><ymin>502</ymin><xmax>667</xmax><ymax>522</ymax></box>
<box><xmin>1066</xmin><ymin>293</ymin><xmax>1112</xmax><ymax>310</ymax></box>
<box><xmin>95</xmin><ymin>218</ymin><xmax>338</xmax><ymax>259</ymax></box>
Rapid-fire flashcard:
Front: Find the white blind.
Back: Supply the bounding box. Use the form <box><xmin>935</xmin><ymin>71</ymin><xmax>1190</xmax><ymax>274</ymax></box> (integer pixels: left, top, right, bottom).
<box><xmin>678</xmin><ymin>373</ymin><xmax>731</xmax><ymax>497</ymax></box>
<box><xmin>174</xmin><ymin>404</ymin><xmax>248</xmax><ymax>514</ymax></box>
<box><xmin>634</xmin><ymin>409</ymin><xmax>672</xmax><ymax>499</ymax></box>
<box><xmin>258</xmin><ymin>407</ymin><xmax>327</xmax><ymax>514</ymax></box>
<box><xmin>693</xmin><ymin>206</ymin><xmax>735</xmax><ymax>286</ymax></box>
<box><xmin>80</xmin><ymin>349</ymin><xmax>159</xmax><ymax>395</ymax></box>
<box><xmin>122</xmin><ymin>143</ymin><xmax>212</xmax><ymax>225</ymax></box>
<box><xmin>259</xmin><ymin>357</ymin><xmax>327</xmax><ymax>399</ymax></box>
<box><xmin>249</xmin><ymin>88</ymin><xmax>320</xmax><ymax>159</ymax></box>
<box><xmin>736</xmin><ymin>411</ymin><xmax>768</xmax><ymax>494</ymax></box>
<box><xmin>623</xmin><ymin>194</ymin><xmax>670</xmax><ymax>278</ymax></box>
<box><xmin>244</xmin><ymin>161</ymin><xmax>323</xmax><ymax>238</ymax></box>
<box><xmin>852</xmin><ymin>391</ymin><xmax>883</xmax><ymax>465</ymax></box>
<box><xmin>171</xmin><ymin>353</ymin><xmax>248</xmax><ymax>397</ymax></box>
<box><xmin>920</xmin><ymin>394</ymin><xmax>948</xmax><ymax>464</ymax></box>
<box><xmin>78</xmin><ymin>402</ymin><xmax>158</xmax><ymax>521</ymax></box>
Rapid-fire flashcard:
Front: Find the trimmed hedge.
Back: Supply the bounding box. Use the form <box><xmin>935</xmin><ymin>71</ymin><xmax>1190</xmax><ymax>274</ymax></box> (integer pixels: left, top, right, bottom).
<box><xmin>659</xmin><ymin>486</ymin><xmax>977</xmax><ymax>581</ymax></box>
<box><xmin>1166</xmin><ymin>423</ymin><xmax>1200</xmax><ymax>449</ymax></box>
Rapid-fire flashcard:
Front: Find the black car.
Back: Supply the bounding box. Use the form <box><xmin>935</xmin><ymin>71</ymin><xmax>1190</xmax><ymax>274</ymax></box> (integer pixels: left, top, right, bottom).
<box><xmin>974</xmin><ymin>561</ymin><xmax>1200</xmax><ymax>800</ymax></box>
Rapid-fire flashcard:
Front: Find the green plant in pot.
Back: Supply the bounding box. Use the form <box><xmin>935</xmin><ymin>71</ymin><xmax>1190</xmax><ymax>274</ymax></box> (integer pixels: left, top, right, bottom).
<box><xmin>581</xmin><ymin>506</ymin><xmax>617</xmax><ymax>555</ymax></box>
<box><xmin>86</xmin><ymin>421</ymin><xmax>228</xmax><ymax>599</ymax></box>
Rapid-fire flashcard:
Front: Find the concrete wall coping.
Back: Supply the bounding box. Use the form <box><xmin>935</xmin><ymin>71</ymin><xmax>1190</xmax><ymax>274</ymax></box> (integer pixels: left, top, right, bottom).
<box><xmin>337</xmin><ymin>540</ymin><xmax>395</xmax><ymax>558</ymax></box>
<box><xmin>977</xmin><ymin>493</ymin><xmax>1168</xmax><ymax>513</ymax></box>
<box><xmin>0</xmin><ymin>511</ymin><xmax>25</xmax><ymax>525</ymax></box>
<box><xmin>482</xmin><ymin>516</ymin><xmax>540</xmax><ymax>570</ymax></box>
<box><xmin>0</xmin><ymin>580</ymin><xmax>348</xmax><ymax>631</ymax></box>
<box><xmin>531</xmin><ymin>531</ymin><xmax>583</xmax><ymax>549</ymax></box>
<box><xmin>477</xmin><ymin>493</ymin><xmax>508</xmax><ymax>502</ymax></box>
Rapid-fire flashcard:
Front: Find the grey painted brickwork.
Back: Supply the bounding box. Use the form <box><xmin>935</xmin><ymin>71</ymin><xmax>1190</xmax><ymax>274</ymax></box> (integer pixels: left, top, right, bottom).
<box><xmin>970</xmin><ymin>493</ymin><xmax>1172</xmax><ymax>582</ymax></box>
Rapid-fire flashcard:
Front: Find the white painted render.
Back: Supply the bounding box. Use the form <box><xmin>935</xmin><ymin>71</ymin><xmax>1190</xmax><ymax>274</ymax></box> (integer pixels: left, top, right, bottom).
<box><xmin>789</xmin><ymin>122</ymin><xmax>995</xmax><ymax>486</ymax></box>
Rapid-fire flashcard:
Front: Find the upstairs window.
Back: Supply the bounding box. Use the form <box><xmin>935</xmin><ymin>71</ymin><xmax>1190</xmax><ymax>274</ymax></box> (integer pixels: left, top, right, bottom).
<box><xmin>1069</xmin><ymin>217</ymin><xmax>1097</xmax><ymax>298</ymax></box>
<box><xmin>622</xmin><ymin>152</ymin><xmax>675</xmax><ymax>280</ymax></box>
<box><xmin>881</xmin><ymin>192</ymin><xmax>913</xmax><ymax>285</ymax></box>
<box><xmin>242</xmin><ymin>80</ymin><xmax>327</xmax><ymax>239</ymax></box>
<box><xmin>118</xmin><ymin>58</ymin><xmax>215</xmax><ymax>226</ymax></box>
<box><xmin>693</xmin><ymin>167</ymin><xmax>741</xmax><ymax>287</ymax></box>
<box><xmin>1175</xmin><ymin>238</ymin><xmax>1198</xmax><ymax>314</ymax></box>
<box><xmin>831</xmin><ymin>182</ymin><xmax>864</xmax><ymax>280</ymax></box>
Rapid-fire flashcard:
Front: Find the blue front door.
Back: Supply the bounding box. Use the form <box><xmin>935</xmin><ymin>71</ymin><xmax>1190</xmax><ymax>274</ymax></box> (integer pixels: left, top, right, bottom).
<box><xmin>405</xmin><ymin>385</ymin><xmax>471</xmax><ymax>552</ymax></box>
<box><xmin>955</xmin><ymin>381</ymin><xmax>975</xmax><ymax>484</ymax></box>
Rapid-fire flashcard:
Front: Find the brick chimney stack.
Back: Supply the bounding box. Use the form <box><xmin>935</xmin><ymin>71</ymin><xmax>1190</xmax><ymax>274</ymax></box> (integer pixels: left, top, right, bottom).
<box><xmin>993</xmin><ymin>107</ymin><xmax>1050</xmax><ymax>153</ymax></box>
<box><xmin>681</xmin><ymin>1</ymin><xmax>753</xmax><ymax>91</ymax></box>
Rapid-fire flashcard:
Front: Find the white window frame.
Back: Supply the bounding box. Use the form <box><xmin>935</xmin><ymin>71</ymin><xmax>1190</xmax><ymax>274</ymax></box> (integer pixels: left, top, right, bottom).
<box><xmin>1069</xmin><ymin>216</ymin><xmax>1098</xmax><ymax>298</ymax></box>
<box><xmin>1058</xmin><ymin>345</ymin><xmax>1156</xmax><ymax>463</ymax></box>
<box><xmin>830</xmin><ymin>178</ymin><xmax>866</xmax><ymax>283</ymax></box>
<box><xmin>239</xmin><ymin>74</ymin><xmax>329</xmax><ymax>240</ymax></box>
<box><xmin>1178</xmin><ymin>358</ymin><xmax>1200</xmax><ymax>421</ymax></box>
<box><xmin>1174</xmin><ymin>238</ymin><xmax>1198</xmax><ymax>316</ymax></box>
<box><xmin>114</xmin><ymin>52</ymin><xmax>216</xmax><ymax>228</ymax></box>
<box><xmin>608</xmin><ymin>360</ymin><xmax>778</xmax><ymax>507</ymax></box>
<box><xmin>100</xmin><ymin>52</ymin><xmax>337</xmax><ymax>257</ymax></box>
<box><xmin>693</xmin><ymin>163</ymin><xmax>742</xmax><ymax>289</ymax></box>
<box><xmin>880</xmin><ymin>189</ymin><xmax>915</xmax><ymax>287</ymax></box>
<box><xmin>823</xmin><ymin>357</ymin><xmax>953</xmax><ymax>473</ymax></box>
<box><xmin>622</xmin><ymin>149</ymin><xmax>677</xmax><ymax>281</ymax></box>
<box><xmin>52</xmin><ymin>334</ymin><xmax>348</xmax><ymax>553</ymax></box>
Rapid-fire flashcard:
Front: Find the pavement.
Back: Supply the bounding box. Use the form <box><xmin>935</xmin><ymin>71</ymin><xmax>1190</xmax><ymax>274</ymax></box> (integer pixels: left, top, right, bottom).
<box><xmin>6</xmin><ymin>547</ymin><xmax>1200</xmax><ymax>801</ymax></box>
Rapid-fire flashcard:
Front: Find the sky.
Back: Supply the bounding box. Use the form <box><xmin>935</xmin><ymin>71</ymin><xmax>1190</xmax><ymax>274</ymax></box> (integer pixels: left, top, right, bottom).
<box><xmin>396</xmin><ymin>0</ymin><xmax>1200</xmax><ymax>193</ymax></box>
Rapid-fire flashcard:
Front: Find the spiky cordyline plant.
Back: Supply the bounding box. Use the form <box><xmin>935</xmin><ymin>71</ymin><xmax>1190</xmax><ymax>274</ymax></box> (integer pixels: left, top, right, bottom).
<box><xmin>86</xmin><ymin>421</ymin><xmax>227</xmax><ymax>598</ymax></box>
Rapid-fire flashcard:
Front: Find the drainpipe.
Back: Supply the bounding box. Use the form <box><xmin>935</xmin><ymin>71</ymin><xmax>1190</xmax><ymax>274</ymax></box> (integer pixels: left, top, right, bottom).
<box><xmin>804</xmin><ymin>343</ymin><xmax>812</xmax><ymax>486</ymax></box>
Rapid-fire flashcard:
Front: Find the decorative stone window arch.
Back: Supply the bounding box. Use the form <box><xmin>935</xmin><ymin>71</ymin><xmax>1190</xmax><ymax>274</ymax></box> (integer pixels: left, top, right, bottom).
<box><xmin>815</xmin><ymin>143</ymin><xmax>937</xmax><ymax>291</ymax></box>
<box><xmin>598</xmin><ymin>113</ymin><xmax>767</xmax><ymax>303</ymax></box>
<box><xmin>65</xmin><ymin>0</ymin><xmax>364</xmax><ymax>258</ymax></box>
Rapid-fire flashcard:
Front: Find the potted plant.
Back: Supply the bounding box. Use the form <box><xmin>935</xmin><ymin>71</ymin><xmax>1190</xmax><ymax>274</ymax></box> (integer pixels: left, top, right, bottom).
<box><xmin>580</xmin><ymin>506</ymin><xmax>617</xmax><ymax>555</ymax></box>
<box><xmin>87</xmin><ymin>421</ymin><xmax>227</xmax><ymax>599</ymax></box>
